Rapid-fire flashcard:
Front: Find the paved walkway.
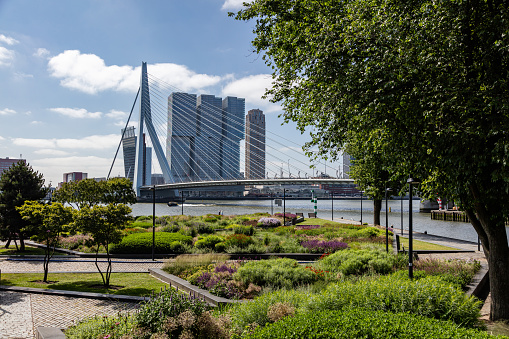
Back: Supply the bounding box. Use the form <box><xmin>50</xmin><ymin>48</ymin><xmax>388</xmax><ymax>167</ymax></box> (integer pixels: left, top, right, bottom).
<box><xmin>0</xmin><ymin>254</ymin><xmax>166</xmax><ymax>339</ymax></box>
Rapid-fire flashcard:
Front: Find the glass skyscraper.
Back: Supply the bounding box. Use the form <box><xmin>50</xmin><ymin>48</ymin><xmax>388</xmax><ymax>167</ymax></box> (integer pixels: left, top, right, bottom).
<box><xmin>167</xmin><ymin>92</ymin><xmax>245</xmax><ymax>182</ymax></box>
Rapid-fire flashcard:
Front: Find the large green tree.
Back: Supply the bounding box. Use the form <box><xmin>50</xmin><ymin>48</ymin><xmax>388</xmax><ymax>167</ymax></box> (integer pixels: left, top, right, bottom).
<box><xmin>233</xmin><ymin>0</ymin><xmax>509</xmax><ymax>320</ymax></box>
<box><xmin>18</xmin><ymin>201</ymin><xmax>73</xmax><ymax>282</ymax></box>
<box><xmin>0</xmin><ymin>161</ymin><xmax>47</xmax><ymax>251</ymax></box>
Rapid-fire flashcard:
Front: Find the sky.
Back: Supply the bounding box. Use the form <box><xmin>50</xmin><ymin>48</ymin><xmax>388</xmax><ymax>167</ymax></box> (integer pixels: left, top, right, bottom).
<box><xmin>0</xmin><ymin>0</ymin><xmax>342</xmax><ymax>186</ymax></box>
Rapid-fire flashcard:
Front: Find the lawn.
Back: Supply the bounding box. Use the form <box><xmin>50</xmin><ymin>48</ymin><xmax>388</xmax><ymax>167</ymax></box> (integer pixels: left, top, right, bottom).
<box><xmin>0</xmin><ymin>272</ymin><xmax>169</xmax><ymax>297</ymax></box>
<box><xmin>0</xmin><ymin>245</ymin><xmax>67</xmax><ymax>256</ymax></box>
<box><xmin>398</xmin><ymin>237</ymin><xmax>460</xmax><ymax>251</ymax></box>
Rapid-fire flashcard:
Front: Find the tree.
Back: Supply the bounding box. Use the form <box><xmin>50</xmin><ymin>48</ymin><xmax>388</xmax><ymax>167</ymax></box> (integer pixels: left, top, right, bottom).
<box><xmin>0</xmin><ymin>161</ymin><xmax>47</xmax><ymax>251</ymax></box>
<box><xmin>73</xmin><ymin>204</ymin><xmax>132</xmax><ymax>287</ymax></box>
<box><xmin>17</xmin><ymin>201</ymin><xmax>73</xmax><ymax>282</ymax></box>
<box><xmin>52</xmin><ymin>177</ymin><xmax>136</xmax><ymax>209</ymax></box>
<box><xmin>232</xmin><ymin>0</ymin><xmax>509</xmax><ymax>320</ymax></box>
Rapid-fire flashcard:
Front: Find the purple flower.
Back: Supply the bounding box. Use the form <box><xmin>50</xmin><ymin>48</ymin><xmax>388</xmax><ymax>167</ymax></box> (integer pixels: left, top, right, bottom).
<box><xmin>301</xmin><ymin>240</ymin><xmax>348</xmax><ymax>253</ymax></box>
<box><xmin>295</xmin><ymin>225</ymin><xmax>321</xmax><ymax>230</ymax></box>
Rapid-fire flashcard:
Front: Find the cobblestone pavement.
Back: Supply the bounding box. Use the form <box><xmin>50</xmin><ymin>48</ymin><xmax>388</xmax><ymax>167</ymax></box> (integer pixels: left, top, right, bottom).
<box><xmin>0</xmin><ymin>251</ymin><xmax>166</xmax><ymax>339</ymax></box>
<box><xmin>0</xmin><ymin>290</ymin><xmax>140</xmax><ymax>339</ymax></box>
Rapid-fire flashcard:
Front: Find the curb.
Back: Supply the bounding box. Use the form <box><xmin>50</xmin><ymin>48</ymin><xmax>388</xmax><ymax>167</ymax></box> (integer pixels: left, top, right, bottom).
<box><xmin>0</xmin><ymin>285</ymin><xmax>148</xmax><ymax>302</ymax></box>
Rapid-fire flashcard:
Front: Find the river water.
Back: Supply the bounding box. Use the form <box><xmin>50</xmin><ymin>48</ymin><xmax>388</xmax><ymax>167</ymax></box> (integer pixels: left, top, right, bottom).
<box><xmin>130</xmin><ymin>198</ymin><xmax>492</xmax><ymax>243</ymax></box>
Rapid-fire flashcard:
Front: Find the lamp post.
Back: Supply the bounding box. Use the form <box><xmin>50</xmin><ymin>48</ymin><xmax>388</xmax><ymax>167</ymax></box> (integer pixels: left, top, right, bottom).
<box><xmin>385</xmin><ymin>187</ymin><xmax>392</xmax><ymax>253</ymax></box>
<box><xmin>359</xmin><ymin>191</ymin><xmax>364</xmax><ymax>224</ymax></box>
<box><xmin>331</xmin><ymin>192</ymin><xmax>334</xmax><ymax>221</ymax></box>
<box><xmin>401</xmin><ymin>195</ymin><xmax>404</xmax><ymax>235</ymax></box>
<box><xmin>283</xmin><ymin>188</ymin><xmax>286</xmax><ymax>225</ymax></box>
<box><xmin>407</xmin><ymin>177</ymin><xmax>420</xmax><ymax>279</ymax></box>
<box><xmin>181</xmin><ymin>190</ymin><xmax>184</xmax><ymax>215</ymax></box>
<box><xmin>152</xmin><ymin>185</ymin><xmax>155</xmax><ymax>261</ymax></box>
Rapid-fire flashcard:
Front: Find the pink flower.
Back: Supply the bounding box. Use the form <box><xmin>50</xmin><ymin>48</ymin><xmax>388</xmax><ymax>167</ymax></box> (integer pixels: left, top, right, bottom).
<box><xmin>104</xmin><ymin>335</ymin><xmax>111</xmax><ymax>339</ymax></box>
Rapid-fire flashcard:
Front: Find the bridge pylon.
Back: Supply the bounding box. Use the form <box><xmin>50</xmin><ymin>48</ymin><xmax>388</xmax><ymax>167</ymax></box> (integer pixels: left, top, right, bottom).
<box><xmin>133</xmin><ymin>62</ymin><xmax>176</xmax><ymax>197</ymax></box>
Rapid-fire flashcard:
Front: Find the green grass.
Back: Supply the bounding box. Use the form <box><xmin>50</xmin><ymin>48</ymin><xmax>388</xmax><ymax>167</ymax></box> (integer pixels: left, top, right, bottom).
<box><xmin>298</xmin><ymin>218</ymin><xmax>347</xmax><ymax>226</ymax></box>
<box><xmin>0</xmin><ymin>245</ymin><xmax>67</xmax><ymax>256</ymax></box>
<box><xmin>0</xmin><ymin>272</ymin><xmax>169</xmax><ymax>297</ymax></box>
<box><xmin>399</xmin><ymin>237</ymin><xmax>460</xmax><ymax>251</ymax></box>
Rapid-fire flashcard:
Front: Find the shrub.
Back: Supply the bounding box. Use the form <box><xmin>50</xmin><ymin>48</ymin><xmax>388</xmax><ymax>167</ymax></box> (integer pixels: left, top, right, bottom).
<box><xmin>257</xmin><ymin>217</ymin><xmax>281</xmax><ymax>227</ymax></box>
<box><xmin>170</xmin><ymin>241</ymin><xmax>186</xmax><ymax>254</ymax></box>
<box><xmin>134</xmin><ymin>287</ymin><xmax>210</xmax><ymax>336</ymax></box>
<box><xmin>109</xmin><ymin>232</ymin><xmax>192</xmax><ymax>254</ymax></box>
<box><xmin>228</xmin><ymin>289</ymin><xmax>308</xmax><ymax>332</ymax></box>
<box><xmin>294</xmin><ymin>225</ymin><xmax>321</xmax><ymax>230</ymax></box>
<box><xmin>243</xmin><ymin>308</ymin><xmax>497</xmax><ymax>339</ymax></box>
<box><xmin>274</xmin><ymin>213</ymin><xmax>297</xmax><ymax>220</ymax></box>
<box><xmin>194</xmin><ymin>235</ymin><xmax>225</xmax><ymax>250</ymax></box>
<box><xmin>305</xmin><ymin>274</ymin><xmax>483</xmax><ymax>328</ymax></box>
<box><xmin>224</xmin><ymin>234</ymin><xmax>254</xmax><ymax>249</ymax></box>
<box><xmin>354</xmin><ymin>226</ymin><xmax>382</xmax><ymax>238</ymax></box>
<box><xmin>64</xmin><ymin>312</ymin><xmax>134</xmax><ymax>339</ymax></box>
<box><xmin>163</xmin><ymin>253</ymin><xmax>230</xmax><ymax>277</ymax></box>
<box><xmin>58</xmin><ymin>234</ymin><xmax>93</xmax><ymax>250</ymax></box>
<box><xmin>300</xmin><ymin>240</ymin><xmax>348</xmax><ymax>253</ymax></box>
<box><xmin>192</xmin><ymin>221</ymin><xmax>216</xmax><ymax>234</ymax></box>
<box><xmin>233</xmin><ymin>225</ymin><xmax>255</xmax><ymax>236</ymax></box>
<box><xmin>414</xmin><ymin>258</ymin><xmax>481</xmax><ymax>289</ymax></box>
<box><xmin>130</xmin><ymin>220</ymin><xmax>153</xmax><ymax>229</ymax></box>
<box><xmin>202</xmin><ymin>214</ymin><xmax>221</xmax><ymax>223</ymax></box>
<box><xmin>215</xmin><ymin>242</ymin><xmax>226</xmax><ymax>252</ymax></box>
<box><xmin>135</xmin><ymin>215</ymin><xmax>152</xmax><ymax>222</ymax></box>
<box><xmin>161</xmin><ymin>224</ymin><xmax>181</xmax><ymax>233</ymax></box>
<box><xmin>234</xmin><ymin>258</ymin><xmax>317</xmax><ymax>289</ymax></box>
<box><xmin>315</xmin><ymin>248</ymin><xmax>402</xmax><ymax>276</ymax></box>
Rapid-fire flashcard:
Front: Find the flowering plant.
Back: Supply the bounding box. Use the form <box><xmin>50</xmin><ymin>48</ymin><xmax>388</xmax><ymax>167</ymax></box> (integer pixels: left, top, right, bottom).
<box><xmin>257</xmin><ymin>217</ymin><xmax>281</xmax><ymax>227</ymax></box>
<box><xmin>301</xmin><ymin>239</ymin><xmax>348</xmax><ymax>253</ymax></box>
<box><xmin>295</xmin><ymin>225</ymin><xmax>321</xmax><ymax>230</ymax></box>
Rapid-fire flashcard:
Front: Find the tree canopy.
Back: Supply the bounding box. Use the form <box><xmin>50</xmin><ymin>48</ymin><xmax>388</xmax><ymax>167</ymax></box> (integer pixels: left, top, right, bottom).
<box><xmin>232</xmin><ymin>0</ymin><xmax>509</xmax><ymax>320</ymax></box>
<box><xmin>0</xmin><ymin>161</ymin><xmax>47</xmax><ymax>251</ymax></box>
<box><xmin>52</xmin><ymin>177</ymin><xmax>136</xmax><ymax>209</ymax></box>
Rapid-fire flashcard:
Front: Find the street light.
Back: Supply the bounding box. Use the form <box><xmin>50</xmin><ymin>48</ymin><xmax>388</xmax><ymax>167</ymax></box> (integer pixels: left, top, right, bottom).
<box><xmin>401</xmin><ymin>194</ymin><xmax>404</xmax><ymax>235</ymax></box>
<box><xmin>283</xmin><ymin>188</ymin><xmax>286</xmax><ymax>225</ymax></box>
<box><xmin>181</xmin><ymin>190</ymin><xmax>184</xmax><ymax>215</ymax></box>
<box><xmin>385</xmin><ymin>187</ymin><xmax>392</xmax><ymax>253</ymax></box>
<box><xmin>331</xmin><ymin>192</ymin><xmax>334</xmax><ymax>221</ymax></box>
<box><xmin>151</xmin><ymin>185</ymin><xmax>156</xmax><ymax>261</ymax></box>
<box><xmin>407</xmin><ymin>177</ymin><xmax>420</xmax><ymax>279</ymax></box>
<box><xmin>359</xmin><ymin>191</ymin><xmax>364</xmax><ymax>224</ymax></box>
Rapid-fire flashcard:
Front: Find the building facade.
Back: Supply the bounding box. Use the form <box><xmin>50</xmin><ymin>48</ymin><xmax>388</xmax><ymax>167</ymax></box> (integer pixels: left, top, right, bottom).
<box><xmin>167</xmin><ymin>92</ymin><xmax>245</xmax><ymax>182</ymax></box>
<box><xmin>245</xmin><ymin>109</ymin><xmax>266</xmax><ymax>179</ymax></box>
<box><xmin>121</xmin><ymin>126</ymin><xmax>137</xmax><ymax>181</ymax></box>
<box><xmin>0</xmin><ymin>157</ymin><xmax>25</xmax><ymax>179</ymax></box>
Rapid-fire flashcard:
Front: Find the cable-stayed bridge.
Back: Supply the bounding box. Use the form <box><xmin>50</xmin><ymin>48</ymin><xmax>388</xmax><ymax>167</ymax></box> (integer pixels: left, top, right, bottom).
<box><xmin>110</xmin><ymin>62</ymin><xmax>354</xmax><ymax>202</ymax></box>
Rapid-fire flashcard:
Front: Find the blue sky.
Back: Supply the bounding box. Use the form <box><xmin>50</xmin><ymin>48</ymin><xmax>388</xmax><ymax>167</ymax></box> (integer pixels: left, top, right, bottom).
<box><xmin>0</xmin><ymin>0</ymin><xmax>342</xmax><ymax>186</ymax></box>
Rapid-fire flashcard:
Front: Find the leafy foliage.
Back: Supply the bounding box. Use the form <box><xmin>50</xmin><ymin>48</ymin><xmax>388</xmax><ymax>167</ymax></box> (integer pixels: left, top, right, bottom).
<box><xmin>0</xmin><ymin>161</ymin><xmax>47</xmax><ymax>250</ymax></box>
<box><xmin>110</xmin><ymin>232</ymin><xmax>192</xmax><ymax>254</ymax></box>
<box><xmin>241</xmin><ymin>308</ymin><xmax>499</xmax><ymax>339</ymax></box>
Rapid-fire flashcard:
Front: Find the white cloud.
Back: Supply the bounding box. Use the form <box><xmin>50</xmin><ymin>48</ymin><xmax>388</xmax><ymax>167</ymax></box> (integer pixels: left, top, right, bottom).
<box><xmin>47</xmin><ymin>50</ymin><xmax>224</xmax><ymax>94</ymax></box>
<box><xmin>222</xmin><ymin>74</ymin><xmax>281</xmax><ymax>113</ymax></box>
<box><xmin>0</xmin><ymin>46</ymin><xmax>15</xmax><ymax>66</ymax></box>
<box><xmin>0</xmin><ymin>108</ymin><xmax>17</xmax><ymax>115</ymax></box>
<box><xmin>0</xmin><ymin>34</ymin><xmax>19</xmax><ymax>45</ymax></box>
<box><xmin>34</xmin><ymin>149</ymin><xmax>71</xmax><ymax>156</ymax></box>
<box><xmin>12</xmin><ymin>134</ymin><xmax>119</xmax><ymax>150</ymax></box>
<box><xmin>31</xmin><ymin>121</ymin><xmax>44</xmax><ymax>125</ymax></box>
<box><xmin>14</xmin><ymin>72</ymin><xmax>34</xmax><ymax>79</ymax></box>
<box><xmin>221</xmin><ymin>0</ymin><xmax>247</xmax><ymax>10</ymax></box>
<box><xmin>106</xmin><ymin>109</ymin><xmax>127</xmax><ymax>119</ymax></box>
<box><xmin>49</xmin><ymin>107</ymin><xmax>102</xmax><ymax>119</ymax></box>
<box><xmin>34</xmin><ymin>48</ymin><xmax>50</xmax><ymax>58</ymax></box>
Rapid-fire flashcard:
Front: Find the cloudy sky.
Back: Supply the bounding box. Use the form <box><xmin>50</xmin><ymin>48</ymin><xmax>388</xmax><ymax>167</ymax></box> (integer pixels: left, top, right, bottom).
<box><xmin>0</xmin><ymin>0</ymin><xmax>340</xmax><ymax>186</ymax></box>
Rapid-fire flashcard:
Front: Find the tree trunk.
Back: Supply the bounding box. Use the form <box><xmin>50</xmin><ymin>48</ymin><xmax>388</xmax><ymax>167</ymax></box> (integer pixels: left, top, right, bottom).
<box><xmin>19</xmin><ymin>233</ymin><xmax>25</xmax><ymax>252</ymax></box>
<box><xmin>4</xmin><ymin>237</ymin><xmax>11</xmax><ymax>248</ymax></box>
<box><xmin>486</xmin><ymin>225</ymin><xmax>509</xmax><ymax>320</ymax></box>
<box><xmin>373</xmin><ymin>199</ymin><xmax>382</xmax><ymax>225</ymax></box>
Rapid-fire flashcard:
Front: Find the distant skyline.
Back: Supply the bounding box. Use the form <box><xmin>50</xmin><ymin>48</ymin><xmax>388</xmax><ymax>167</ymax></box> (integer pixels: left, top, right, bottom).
<box><xmin>0</xmin><ymin>0</ymin><xmax>341</xmax><ymax>186</ymax></box>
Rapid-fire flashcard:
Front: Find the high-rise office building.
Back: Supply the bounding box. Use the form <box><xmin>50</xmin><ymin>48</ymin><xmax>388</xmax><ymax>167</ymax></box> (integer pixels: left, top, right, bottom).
<box><xmin>121</xmin><ymin>127</ymin><xmax>136</xmax><ymax>181</ymax></box>
<box><xmin>245</xmin><ymin>109</ymin><xmax>266</xmax><ymax>179</ymax></box>
<box><xmin>342</xmin><ymin>151</ymin><xmax>351</xmax><ymax>179</ymax></box>
<box><xmin>121</xmin><ymin>127</ymin><xmax>151</xmax><ymax>184</ymax></box>
<box><xmin>167</xmin><ymin>92</ymin><xmax>245</xmax><ymax>182</ymax></box>
<box><xmin>222</xmin><ymin>96</ymin><xmax>245</xmax><ymax>180</ymax></box>
<box><xmin>0</xmin><ymin>157</ymin><xmax>25</xmax><ymax>179</ymax></box>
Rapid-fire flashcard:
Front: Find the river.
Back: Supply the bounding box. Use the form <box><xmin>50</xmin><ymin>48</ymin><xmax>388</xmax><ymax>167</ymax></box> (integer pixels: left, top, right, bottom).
<box><xmin>129</xmin><ymin>198</ymin><xmax>497</xmax><ymax>243</ymax></box>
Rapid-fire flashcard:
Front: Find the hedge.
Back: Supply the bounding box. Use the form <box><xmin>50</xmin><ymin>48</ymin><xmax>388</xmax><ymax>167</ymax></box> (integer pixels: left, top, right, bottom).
<box><xmin>241</xmin><ymin>308</ymin><xmax>502</xmax><ymax>339</ymax></box>
<box><xmin>109</xmin><ymin>232</ymin><xmax>192</xmax><ymax>254</ymax></box>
